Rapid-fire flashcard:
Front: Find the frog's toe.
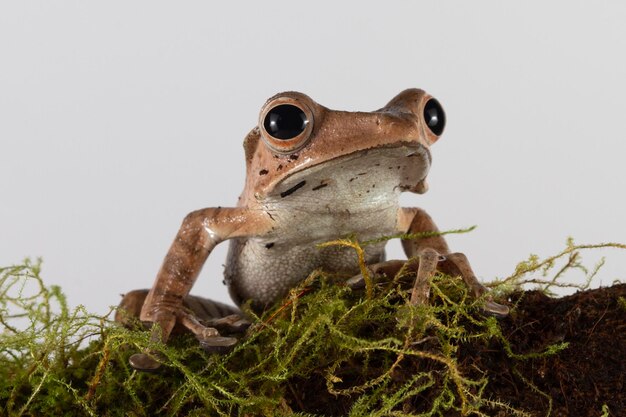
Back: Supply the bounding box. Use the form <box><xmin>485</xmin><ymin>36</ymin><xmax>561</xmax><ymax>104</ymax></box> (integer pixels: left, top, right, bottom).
<box><xmin>199</xmin><ymin>336</ymin><xmax>239</xmax><ymax>354</ymax></box>
<box><xmin>129</xmin><ymin>352</ymin><xmax>163</xmax><ymax>372</ymax></box>
<box><xmin>345</xmin><ymin>261</ymin><xmax>410</xmax><ymax>290</ymax></box>
<box><xmin>482</xmin><ymin>300</ymin><xmax>509</xmax><ymax>318</ymax></box>
<box><xmin>345</xmin><ymin>273</ymin><xmax>367</xmax><ymax>290</ymax></box>
<box><xmin>345</xmin><ymin>266</ymin><xmax>380</xmax><ymax>290</ymax></box>
<box><xmin>206</xmin><ymin>314</ymin><xmax>251</xmax><ymax>334</ymax></box>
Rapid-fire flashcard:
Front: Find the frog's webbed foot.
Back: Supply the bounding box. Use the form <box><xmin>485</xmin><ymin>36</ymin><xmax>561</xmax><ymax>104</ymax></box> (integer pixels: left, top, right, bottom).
<box><xmin>204</xmin><ymin>314</ymin><xmax>252</xmax><ymax>334</ymax></box>
<box><xmin>390</xmin><ymin>207</ymin><xmax>510</xmax><ymax>317</ymax></box>
<box><xmin>177</xmin><ymin>311</ymin><xmax>242</xmax><ymax>354</ymax></box>
<box><xmin>345</xmin><ymin>260</ymin><xmax>408</xmax><ymax>290</ymax></box>
<box><xmin>179</xmin><ymin>311</ymin><xmax>252</xmax><ymax>353</ymax></box>
<box><xmin>346</xmin><ymin>251</ymin><xmax>509</xmax><ymax>317</ymax></box>
<box><xmin>407</xmin><ymin>249</ymin><xmax>509</xmax><ymax>318</ymax></box>
<box><xmin>345</xmin><ymin>251</ymin><xmax>442</xmax><ymax>304</ymax></box>
<box><xmin>118</xmin><ymin>290</ymin><xmax>250</xmax><ymax>371</ymax></box>
<box><xmin>437</xmin><ymin>252</ymin><xmax>509</xmax><ymax>317</ymax></box>
<box><xmin>128</xmin><ymin>311</ymin><xmax>250</xmax><ymax>371</ymax></box>
<box><xmin>179</xmin><ymin>297</ymin><xmax>251</xmax><ymax>352</ymax></box>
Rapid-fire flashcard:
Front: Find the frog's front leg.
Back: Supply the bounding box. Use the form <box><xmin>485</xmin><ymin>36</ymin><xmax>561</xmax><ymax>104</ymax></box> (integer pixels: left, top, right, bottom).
<box><xmin>398</xmin><ymin>207</ymin><xmax>509</xmax><ymax>316</ymax></box>
<box><xmin>129</xmin><ymin>207</ymin><xmax>270</xmax><ymax>371</ymax></box>
<box><xmin>348</xmin><ymin>209</ymin><xmax>509</xmax><ymax>316</ymax></box>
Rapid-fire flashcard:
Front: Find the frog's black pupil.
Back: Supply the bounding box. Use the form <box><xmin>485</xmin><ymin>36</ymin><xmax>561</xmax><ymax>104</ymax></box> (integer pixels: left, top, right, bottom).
<box><xmin>423</xmin><ymin>98</ymin><xmax>446</xmax><ymax>136</ymax></box>
<box><xmin>264</xmin><ymin>105</ymin><xmax>308</xmax><ymax>140</ymax></box>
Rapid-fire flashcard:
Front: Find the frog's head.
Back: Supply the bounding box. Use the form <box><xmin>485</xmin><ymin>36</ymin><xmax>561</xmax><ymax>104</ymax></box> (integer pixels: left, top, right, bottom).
<box><xmin>241</xmin><ymin>89</ymin><xmax>445</xmax><ymax>204</ymax></box>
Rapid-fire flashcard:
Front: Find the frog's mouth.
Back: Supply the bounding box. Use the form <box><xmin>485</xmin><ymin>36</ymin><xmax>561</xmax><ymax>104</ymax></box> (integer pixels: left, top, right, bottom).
<box><xmin>266</xmin><ymin>142</ymin><xmax>431</xmax><ymax>203</ymax></box>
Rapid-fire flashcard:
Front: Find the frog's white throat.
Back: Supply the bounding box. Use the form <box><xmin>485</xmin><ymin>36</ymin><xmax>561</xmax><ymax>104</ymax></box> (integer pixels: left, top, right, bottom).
<box><xmin>265</xmin><ymin>144</ymin><xmax>431</xmax><ymax>214</ymax></box>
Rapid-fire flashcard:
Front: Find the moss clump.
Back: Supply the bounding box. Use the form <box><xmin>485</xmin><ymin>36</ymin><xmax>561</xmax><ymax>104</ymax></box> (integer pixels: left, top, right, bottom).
<box><xmin>1</xmin><ymin>239</ymin><xmax>624</xmax><ymax>416</ymax></box>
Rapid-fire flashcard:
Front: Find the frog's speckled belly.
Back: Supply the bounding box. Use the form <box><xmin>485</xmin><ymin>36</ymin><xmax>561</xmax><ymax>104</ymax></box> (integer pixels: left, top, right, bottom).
<box><xmin>224</xmin><ymin>238</ymin><xmax>387</xmax><ymax>307</ymax></box>
<box><xmin>223</xmin><ymin>206</ymin><xmax>397</xmax><ymax>308</ymax></box>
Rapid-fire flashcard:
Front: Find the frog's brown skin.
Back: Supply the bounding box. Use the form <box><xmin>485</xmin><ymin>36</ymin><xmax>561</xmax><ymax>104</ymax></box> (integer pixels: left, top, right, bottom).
<box><xmin>117</xmin><ymin>89</ymin><xmax>509</xmax><ymax>371</ymax></box>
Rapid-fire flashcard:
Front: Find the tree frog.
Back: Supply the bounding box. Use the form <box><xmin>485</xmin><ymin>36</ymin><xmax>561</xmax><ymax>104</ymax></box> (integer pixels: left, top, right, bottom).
<box><xmin>117</xmin><ymin>89</ymin><xmax>509</xmax><ymax>371</ymax></box>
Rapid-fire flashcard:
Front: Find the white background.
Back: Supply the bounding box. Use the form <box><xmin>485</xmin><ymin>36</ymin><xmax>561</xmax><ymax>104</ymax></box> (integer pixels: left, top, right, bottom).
<box><xmin>1</xmin><ymin>1</ymin><xmax>624</xmax><ymax>315</ymax></box>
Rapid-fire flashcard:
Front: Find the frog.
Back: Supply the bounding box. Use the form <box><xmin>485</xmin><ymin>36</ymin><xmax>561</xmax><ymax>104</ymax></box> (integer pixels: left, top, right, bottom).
<box><xmin>116</xmin><ymin>88</ymin><xmax>509</xmax><ymax>371</ymax></box>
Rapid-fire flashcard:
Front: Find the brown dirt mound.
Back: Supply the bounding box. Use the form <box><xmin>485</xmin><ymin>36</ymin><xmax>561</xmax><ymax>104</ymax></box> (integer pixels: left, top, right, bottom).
<box><xmin>468</xmin><ymin>284</ymin><xmax>626</xmax><ymax>416</ymax></box>
<box><xmin>287</xmin><ymin>284</ymin><xmax>626</xmax><ymax>416</ymax></box>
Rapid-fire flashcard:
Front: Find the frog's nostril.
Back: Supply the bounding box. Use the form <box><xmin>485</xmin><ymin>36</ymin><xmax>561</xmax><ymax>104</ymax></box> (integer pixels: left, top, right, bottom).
<box><xmin>264</xmin><ymin>105</ymin><xmax>308</xmax><ymax>140</ymax></box>
<box><xmin>423</xmin><ymin>99</ymin><xmax>445</xmax><ymax>136</ymax></box>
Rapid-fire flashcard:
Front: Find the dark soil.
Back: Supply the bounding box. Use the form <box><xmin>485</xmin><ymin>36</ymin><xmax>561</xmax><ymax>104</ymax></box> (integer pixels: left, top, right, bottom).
<box><xmin>288</xmin><ymin>284</ymin><xmax>626</xmax><ymax>417</ymax></box>
<box><xmin>471</xmin><ymin>284</ymin><xmax>626</xmax><ymax>416</ymax></box>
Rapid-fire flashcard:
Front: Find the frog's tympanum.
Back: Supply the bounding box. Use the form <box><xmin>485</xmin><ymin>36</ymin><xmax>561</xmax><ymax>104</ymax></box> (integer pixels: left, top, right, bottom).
<box><xmin>117</xmin><ymin>89</ymin><xmax>509</xmax><ymax>371</ymax></box>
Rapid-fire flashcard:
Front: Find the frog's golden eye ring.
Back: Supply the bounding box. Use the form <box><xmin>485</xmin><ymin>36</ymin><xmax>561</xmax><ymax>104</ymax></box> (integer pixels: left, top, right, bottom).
<box><xmin>423</xmin><ymin>98</ymin><xmax>446</xmax><ymax>136</ymax></box>
<box><xmin>260</xmin><ymin>98</ymin><xmax>314</xmax><ymax>154</ymax></box>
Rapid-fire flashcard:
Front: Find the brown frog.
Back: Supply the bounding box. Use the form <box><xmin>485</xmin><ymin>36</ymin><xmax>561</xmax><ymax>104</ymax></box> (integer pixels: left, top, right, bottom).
<box><xmin>117</xmin><ymin>89</ymin><xmax>509</xmax><ymax>371</ymax></box>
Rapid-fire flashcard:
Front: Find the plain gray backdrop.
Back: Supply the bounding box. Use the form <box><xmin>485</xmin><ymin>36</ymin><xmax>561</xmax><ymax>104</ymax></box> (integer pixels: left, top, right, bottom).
<box><xmin>1</xmin><ymin>1</ymin><xmax>625</xmax><ymax>315</ymax></box>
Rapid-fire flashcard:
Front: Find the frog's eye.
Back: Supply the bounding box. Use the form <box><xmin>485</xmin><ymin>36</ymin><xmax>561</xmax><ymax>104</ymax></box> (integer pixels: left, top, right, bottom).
<box><xmin>423</xmin><ymin>98</ymin><xmax>445</xmax><ymax>136</ymax></box>
<box><xmin>260</xmin><ymin>100</ymin><xmax>314</xmax><ymax>154</ymax></box>
<box><xmin>264</xmin><ymin>105</ymin><xmax>308</xmax><ymax>140</ymax></box>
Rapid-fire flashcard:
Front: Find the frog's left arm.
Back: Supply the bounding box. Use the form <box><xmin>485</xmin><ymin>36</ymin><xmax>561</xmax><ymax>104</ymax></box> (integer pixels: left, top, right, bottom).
<box><xmin>139</xmin><ymin>207</ymin><xmax>271</xmax><ymax>342</ymax></box>
<box><xmin>396</xmin><ymin>207</ymin><xmax>508</xmax><ymax>315</ymax></box>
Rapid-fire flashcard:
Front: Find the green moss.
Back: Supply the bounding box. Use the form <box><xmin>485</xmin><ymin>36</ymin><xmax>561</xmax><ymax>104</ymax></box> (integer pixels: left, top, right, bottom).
<box><xmin>1</xmin><ymin>239</ymin><xmax>624</xmax><ymax>416</ymax></box>
<box><xmin>600</xmin><ymin>404</ymin><xmax>611</xmax><ymax>417</ymax></box>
